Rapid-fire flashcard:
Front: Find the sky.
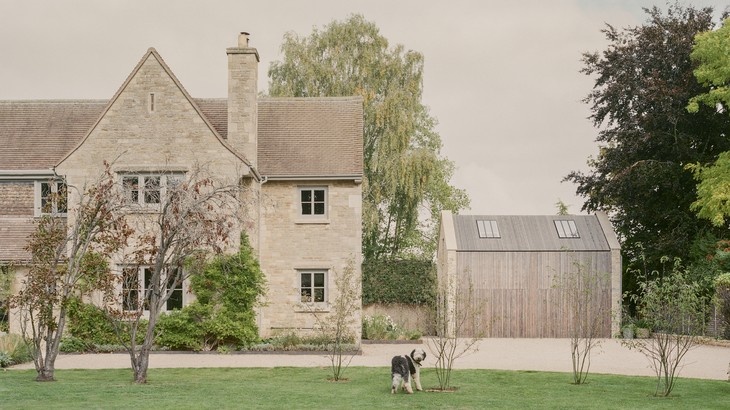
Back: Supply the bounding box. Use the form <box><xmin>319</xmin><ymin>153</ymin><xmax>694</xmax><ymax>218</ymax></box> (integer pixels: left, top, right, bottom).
<box><xmin>1</xmin><ymin>0</ymin><xmax>727</xmax><ymax>215</ymax></box>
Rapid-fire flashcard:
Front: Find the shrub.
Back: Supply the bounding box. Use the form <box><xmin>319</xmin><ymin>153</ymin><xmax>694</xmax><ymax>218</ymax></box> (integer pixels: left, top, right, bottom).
<box><xmin>59</xmin><ymin>337</ymin><xmax>92</xmax><ymax>353</ymax></box>
<box><xmin>0</xmin><ymin>351</ymin><xmax>11</xmax><ymax>368</ymax></box>
<box><xmin>154</xmin><ymin>233</ymin><xmax>266</xmax><ymax>351</ymax></box>
<box><xmin>155</xmin><ymin>305</ymin><xmax>207</xmax><ymax>351</ymax></box>
<box><xmin>66</xmin><ymin>297</ymin><xmax>118</xmax><ymax>345</ymax></box>
<box><xmin>0</xmin><ymin>333</ymin><xmax>32</xmax><ymax>367</ymax></box>
<box><xmin>362</xmin><ymin>314</ymin><xmax>399</xmax><ymax>340</ymax></box>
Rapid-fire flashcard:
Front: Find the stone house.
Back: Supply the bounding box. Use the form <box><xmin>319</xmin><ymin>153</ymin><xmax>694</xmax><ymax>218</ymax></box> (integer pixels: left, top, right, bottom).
<box><xmin>437</xmin><ymin>210</ymin><xmax>621</xmax><ymax>338</ymax></box>
<box><xmin>0</xmin><ymin>33</ymin><xmax>363</xmax><ymax>339</ymax></box>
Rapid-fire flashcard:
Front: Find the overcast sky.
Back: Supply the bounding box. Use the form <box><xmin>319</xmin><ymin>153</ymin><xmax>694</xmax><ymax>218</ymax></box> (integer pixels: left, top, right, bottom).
<box><xmin>1</xmin><ymin>0</ymin><xmax>726</xmax><ymax>215</ymax></box>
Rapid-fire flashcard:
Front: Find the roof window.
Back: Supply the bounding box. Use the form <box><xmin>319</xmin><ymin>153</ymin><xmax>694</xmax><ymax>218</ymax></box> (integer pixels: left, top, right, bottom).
<box><xmin>555</xmin><ymin>220</ymin><xmax>579</xmax><ymax>238</ymax></box>
<box><xmin>476</xmin><ymin>220</ymin><xmax>500</xmax><ymax>238</ymax></box>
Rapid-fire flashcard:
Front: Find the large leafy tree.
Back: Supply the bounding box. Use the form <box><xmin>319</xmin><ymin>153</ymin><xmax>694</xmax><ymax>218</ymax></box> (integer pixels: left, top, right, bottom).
<box><xmin>686</xmin><ymin>18</ymin><xmax>730</xmax><ymax>230</ymax></box>
<box><xmin>268</xmin><ymin>14</ymin><xmax>469</xmax><ymax>260</ymax></box>
<box><xmin>565</xmin><ymin>4</ymin><xmax>730</xmax><ymax>295</ymax></box>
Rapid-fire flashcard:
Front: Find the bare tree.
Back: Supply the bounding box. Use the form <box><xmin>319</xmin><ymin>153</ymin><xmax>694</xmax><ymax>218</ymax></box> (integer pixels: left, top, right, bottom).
<box><xmin>303</xmin><ymin>258</ymin><xmax>361</xmax><ymax>381</ymax></box>
<box><xmin>623</xmin><ymin>258</ymin><xmax>708</xmax><ymax>396</ymax></box>
<box><xmin>13</xmin><ymin>163</ymin><xmax>131</xmax><ymax>381</ymax></box>
<box><xmin>553</xmin><ymin>259</ymin><xmax>609</xmax><ymax>384</ymax></box>
<box><xmin>427</xmin><ymin>271</ymin><xmax>484</xmax><ymax>391</ymax></box>
<box><xmin>106</xmin><ymin>165</ymin><xmax>248</xmax><ymax>383</ymax></box>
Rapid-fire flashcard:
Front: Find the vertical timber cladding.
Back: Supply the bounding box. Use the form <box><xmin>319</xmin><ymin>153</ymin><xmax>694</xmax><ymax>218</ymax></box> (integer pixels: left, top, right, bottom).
<box><xmin>457</xmin><ymin>250</ymin><xmax>613</xmax><ymax>338</ymax></box>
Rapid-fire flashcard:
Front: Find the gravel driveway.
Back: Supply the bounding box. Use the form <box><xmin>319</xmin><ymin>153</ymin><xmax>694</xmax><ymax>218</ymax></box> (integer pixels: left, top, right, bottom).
<box><xmin>10</xmin><ymin>338</ymin><xmax>729</xmax><ymax>380</ymax></box>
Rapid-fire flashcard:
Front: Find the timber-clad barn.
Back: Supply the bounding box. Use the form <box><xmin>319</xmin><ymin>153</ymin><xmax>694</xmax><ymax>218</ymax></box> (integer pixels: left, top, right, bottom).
<box><xmin>437</xmin><ymin>210</ymin><xmax>621</xmax><ymax>338</ymax></box>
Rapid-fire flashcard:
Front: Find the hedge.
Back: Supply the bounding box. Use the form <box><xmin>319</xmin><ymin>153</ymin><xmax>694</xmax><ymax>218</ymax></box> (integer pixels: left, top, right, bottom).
<box><xmin>362</xmin><ymin>259</ymin><xmax>435</xmax><ymax>305</ymax></box>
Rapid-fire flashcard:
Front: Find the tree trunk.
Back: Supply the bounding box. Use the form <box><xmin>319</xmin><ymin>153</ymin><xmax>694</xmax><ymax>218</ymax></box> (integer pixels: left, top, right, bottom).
<box><xmin>35</xmin><ymin>366</ymin><xmax>56</xmax><ymax>382</ymax></box>
<box><xmin>133</xmin><ymin>350</ymin><xmax>150</xmax><ymax>384</ymax></box>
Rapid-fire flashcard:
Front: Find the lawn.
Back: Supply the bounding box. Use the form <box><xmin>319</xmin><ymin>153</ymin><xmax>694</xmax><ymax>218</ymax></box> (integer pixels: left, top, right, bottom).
<box><xmin>2</xmin><ymin>367</ymin><xmax>728</xmax><ymax>409</ymax></box>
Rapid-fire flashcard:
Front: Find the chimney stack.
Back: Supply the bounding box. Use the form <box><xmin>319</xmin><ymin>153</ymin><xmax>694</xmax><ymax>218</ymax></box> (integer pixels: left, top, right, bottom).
<box><xmin>227</xmin><ymin>32</ymin><xmax>259</xmax><ymax>168</ymax></box>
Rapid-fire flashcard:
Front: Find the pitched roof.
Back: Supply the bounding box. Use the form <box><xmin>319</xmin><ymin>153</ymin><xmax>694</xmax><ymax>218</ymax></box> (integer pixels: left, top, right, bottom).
<box><xmin>0</xmin><ymin>100</ymin><xmax>106</xmax><ymax>170</ymax></box>
<box><xmin>258</xmin><ymin>97</ymin><xmax>363</xmax><ymax>178</ymax></box>
<box><xmin>0</xmin><ymin>97</ymin><xmax>363</xmax><ymax>178</ymax></box>
<box><xmin>451</xmin><ymin>214</ymin><xmax>612</xmax><ymax>252</ymax></box>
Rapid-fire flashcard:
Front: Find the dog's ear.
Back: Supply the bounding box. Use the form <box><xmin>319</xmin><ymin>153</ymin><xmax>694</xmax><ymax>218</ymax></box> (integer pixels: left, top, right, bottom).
<box><xmin>423</xmin><ymin>351</ymin><xmax>427</xmax><ymax>360</ymax></box>
<box><xmin>410</xmin><ymin>349</ymin><xmax>416</xmax><ymax>359</ymax></box>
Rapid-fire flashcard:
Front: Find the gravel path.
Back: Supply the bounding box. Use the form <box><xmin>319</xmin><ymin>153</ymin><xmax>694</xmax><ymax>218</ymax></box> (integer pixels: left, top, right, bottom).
<box><xmin>10</xmin><ymin>338</ymin><xmax>730</xmax><ymax>380</ymax></box>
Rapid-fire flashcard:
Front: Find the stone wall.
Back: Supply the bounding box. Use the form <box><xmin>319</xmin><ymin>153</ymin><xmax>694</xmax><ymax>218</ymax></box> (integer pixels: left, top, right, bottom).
<box><xmin>257</xmin><ymin>180</ymin><xmax>362</xmax><ymax>339</ymax></box>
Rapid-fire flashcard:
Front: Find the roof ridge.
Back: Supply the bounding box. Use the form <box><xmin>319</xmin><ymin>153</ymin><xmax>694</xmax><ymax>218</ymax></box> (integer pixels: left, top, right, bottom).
<box><xmin>259</xmin><ymin>96</ymin><xmax>363</xmax><ymax>102</ymax></box>
<box><xmin>0</xmin><ymin>99</ymin><xmax>109</xmax><ymax>104</ymax></box>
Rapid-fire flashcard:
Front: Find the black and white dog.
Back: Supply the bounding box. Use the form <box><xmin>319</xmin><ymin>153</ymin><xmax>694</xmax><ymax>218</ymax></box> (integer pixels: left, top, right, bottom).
<box><xmin>391</xmin><ymin>348</ymin><xmax>426</xmax><ymax>394</ymax></box>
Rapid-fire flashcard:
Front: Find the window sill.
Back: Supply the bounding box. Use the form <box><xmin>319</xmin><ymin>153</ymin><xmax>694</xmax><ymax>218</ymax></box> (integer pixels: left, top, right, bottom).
<box><xmin>121</xmin><ymin>206</ymin><xmax>162</xmax><ymax>214</ymax></box>
<box><xmin>295</xmin><ymin>303</ymin><xmax>330</xmax><ymax>313</ymax></box>
<box><xmin>34</xmin><ymin>213</ymin><xmax>68</xmax><ymax>218</ymax></box>
<box><xmin>295</xmin><ymin>218</ymin><xmax>330</xmax><ymax>225</ymax></box>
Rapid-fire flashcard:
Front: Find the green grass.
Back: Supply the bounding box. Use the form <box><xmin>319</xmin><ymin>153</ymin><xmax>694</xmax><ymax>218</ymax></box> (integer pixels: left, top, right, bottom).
<box><xmin>1</xmin><ymin>367</ymin><xmax>728</xmax><ymax>409</ymax></box>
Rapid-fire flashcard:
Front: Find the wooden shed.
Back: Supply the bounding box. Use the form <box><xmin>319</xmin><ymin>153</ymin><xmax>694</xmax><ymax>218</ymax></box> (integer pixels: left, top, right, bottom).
<box><xmin>437</xmin><ymin>211</ymin><xmax>621</xmax><ymax>338</ymax></box>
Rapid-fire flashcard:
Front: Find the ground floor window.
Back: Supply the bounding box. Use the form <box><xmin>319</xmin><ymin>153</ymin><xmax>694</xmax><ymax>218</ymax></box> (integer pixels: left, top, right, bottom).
<box><xmin>121</xmin><ymin>266</ymin><xmax>183</xmax><ymax>312</ymax></box>
<box><xmin>300</xmin><ymin>270</ymin><xmax>327</xmax><ymax>303</ymax></box>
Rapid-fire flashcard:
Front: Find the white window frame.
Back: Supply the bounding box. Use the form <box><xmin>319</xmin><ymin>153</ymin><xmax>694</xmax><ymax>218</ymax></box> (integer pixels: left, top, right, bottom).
<box><xmin>299</xmin><ymin>269</ymin><xmax>328</xmax><ymax>304</ymax></box>
<box><xmin>121</xmin><ymin>266</ymin><xmax>184</xmax><ymax>313</ymax></box>
<box><xmin>120</xmin><ymin>172</ymin><xmax>184</xmax><ymax>208</ymax></box>
<box><xmin>34</xmin><ymin>180</ymin><xmax>67</xmax><ymax>217</ymax></box>
<box><xmin>298</xmin><ymin>186</ymin><xmax>328</xmax><ymax>218</ymax></box>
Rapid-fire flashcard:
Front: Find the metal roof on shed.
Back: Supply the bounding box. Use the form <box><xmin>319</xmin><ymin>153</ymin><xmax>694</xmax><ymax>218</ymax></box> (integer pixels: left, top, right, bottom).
<box><xmin>452</xmin><ymin>214</ymin><xmax>611</xmax><ymax>252</ymax></box>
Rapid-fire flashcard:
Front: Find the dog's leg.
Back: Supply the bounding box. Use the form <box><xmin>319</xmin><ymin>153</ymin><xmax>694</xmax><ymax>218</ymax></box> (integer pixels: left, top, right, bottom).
<box><xmin>404</xmin><ymin>374</ymin><xmax>413</xmax><ymax>394</ymax></box>
<box><xmin>414</xmin><ymin>367</ymin><xmax>423</xmax><ymax>391</ymax></box>
<box><xmin>391</xmin><ymin>374</ymin><xmax>401</xmax><ymax>394</ymax></box>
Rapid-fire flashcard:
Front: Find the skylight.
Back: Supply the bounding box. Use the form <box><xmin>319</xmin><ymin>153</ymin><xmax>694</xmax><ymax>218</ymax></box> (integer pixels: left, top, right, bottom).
<box><xmin>477</xmin><ymin>220</ymin><xmax>500</xmax><ymax>238</ymax></box>
<box><xmin>555</xmin><ymin>220</ymin><xmax>579</xmax><ymax>238</ymax></box>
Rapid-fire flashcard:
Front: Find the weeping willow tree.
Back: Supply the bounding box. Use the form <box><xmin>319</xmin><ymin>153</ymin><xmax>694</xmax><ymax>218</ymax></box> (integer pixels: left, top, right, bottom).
<box><xmin>268</xmin><ymin>14</ymin><xmax>469</xmax><ymax>260</ymax></box>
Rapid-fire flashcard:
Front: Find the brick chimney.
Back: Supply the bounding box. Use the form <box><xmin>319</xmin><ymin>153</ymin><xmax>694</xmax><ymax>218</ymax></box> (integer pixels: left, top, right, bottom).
<box><xmin>227</xmin><ymin>32</ymin><xmax>259</xmax><ymax>168</ymax></box>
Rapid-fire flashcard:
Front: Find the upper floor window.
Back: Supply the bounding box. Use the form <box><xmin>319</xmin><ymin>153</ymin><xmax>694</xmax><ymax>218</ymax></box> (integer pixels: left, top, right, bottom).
<box><xmin>299</xmin><ymin>187</ymin><xmax>327</xmax><ymax>217</ymax></box>
<box><xmin>476</xmin><ymin>220</ymin><xmax>500</xmax><ymax>238</ymax></box>
<box><xmin>121</xmin><ymin>173</ymin><xmax>184</xmax><ymax>207</ymax></box>
<box><xmin>300</xmin><ymin>270</ymin><xmax>327</xmax><ymax>303</ymax></box>
<box><xmin>555</xmin><ymin>220</ymin><xmax>580</xmax><ymax>238</ymax></box>
<box><xmin>122</xmin><ymin>266</ymin><xmax>183</xmax><ymax>312</ymax></box>
<box><xmin>34</xmin><ymin>181</ymin><xmax>67</xmax><ymax>216</ymax></box>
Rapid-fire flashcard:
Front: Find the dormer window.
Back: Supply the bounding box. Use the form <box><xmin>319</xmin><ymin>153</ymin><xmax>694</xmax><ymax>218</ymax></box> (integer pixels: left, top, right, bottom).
<box><xmin>476</xmin><ymin>220</ymin><xmax>500</xmax><ymax>238</ymax></box>
<box><xmin>555</xmin><ymin>220</ymin><xmax>579</xmax><ymax>238</ymax></box>
<box><xmin>34</xmin><ymin>181</ymin><xmax>67</xmax><ymax>216</ymax></box>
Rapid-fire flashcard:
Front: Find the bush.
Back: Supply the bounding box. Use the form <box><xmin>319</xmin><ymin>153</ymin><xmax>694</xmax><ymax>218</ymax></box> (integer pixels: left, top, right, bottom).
<box><xmin>362</xmin><ymin>314</ymin><xmax>399</xmax><ymax>340</ymax></box>
<box><xmin>362</xmin><ymin>314</ymin><xmax>422</xmax><ymax>340</ymax></box>
<box><xmin>155</xmin><ymin>305</ymin><xmax>207</xmax><ymax>351</ymax></box>
<box><xmin>0</xmin><ymin>333</ymin><xmax>32</xmax><ymax>367</ymax></box>
<box><xmin>66</xmin><ymin>297</ymin><xmax>118</xmax><ymax>345</ymax></box>
<box><xmin>154</xmin><ymin>303</ymin><xmax>260</xmax><ymax>351</ymax></box>
<box><xmin>154</xmin><ymin>233</ymin><xmax>266</xmax><ymax>351</ymax></box>
<box><xmin>59</xmin><ymin>337</ymin><xmax>92</xmax><ymax>353</ymax></box>
<box><xmin>0</xmin><ymin>351</ymin><xmax>11</xmax><ymax>368</ymax></box>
